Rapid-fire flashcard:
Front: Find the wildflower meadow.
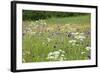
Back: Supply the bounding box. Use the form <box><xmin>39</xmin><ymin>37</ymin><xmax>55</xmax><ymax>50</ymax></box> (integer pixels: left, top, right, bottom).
<box><xmin>22</xmin><ymin>10</ymin><xmax>91</xmax><ymax>63</ymax></box>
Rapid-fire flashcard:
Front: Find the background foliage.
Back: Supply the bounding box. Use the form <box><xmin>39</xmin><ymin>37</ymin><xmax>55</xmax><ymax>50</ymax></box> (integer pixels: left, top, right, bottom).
<box><xmin>23</xmin><ymin>10</ymin><xmax>89</xmax><ymax>21</ymax></box>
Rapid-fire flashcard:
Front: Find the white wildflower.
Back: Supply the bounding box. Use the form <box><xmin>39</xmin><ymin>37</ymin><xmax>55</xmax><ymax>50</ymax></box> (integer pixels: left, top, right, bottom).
<box><xmin>31</xmin><ymin>32</ymin><xmax>36</xmax><ymax>35</ymax></box>
<box><xmin>25</xmin><ymin>51</ymin><xmax>30</xmax><ymax>55</ymax></box>
<box><xmin>58</xmin><ymin>49</ymin><xmax>62</xmax><ymax>52</ymax></box>
<box><xmin>47</xmin><ymin>38</ymin><xmax>51</xmax><ymax>42</ymax></box>
<box><xmin>53</xmin><ymin>51</ymin><xmax>60</xmax><ymax>55</ymax></box>
<box><xmin>74</xmin><ymin>36</ymin><xmax>79</xmax><ymax>39</ymax></box>
<box><xmin>79</xmin><ymin>35</ymin><xmax>85</xmax><ymax>39</ymax></box>
<box><xmin>64</xmin><ymin>58</ymin><xmax>67</xmax><ymax>60</ymax></box>
<box><xmin>54</xmin><ymin>54</ymin><xmax>59</xmax><ymax>59</ymax></box>
<box><xmin>35</xmin><ymin>21</ymin><xmax>38</xmax><ymax>23</ymax></box>
<box><xmin>71</xmin><ymin>32</ymin><xmax>79</xmax><ymax>35</ymax></box>
<box><xmin>71</xmin><ymin>32</ymin><xmax>75</xmax><ymax>35</ymax></box>
<box><xmin>75</xmin><ymin>35</ymin><xmax>85</xmax><ymax>40</ymax></box>
<box><xmin>44</xmin><ymin>22</ymin><xmax>47</xmax><ymax>25</ymax></box>
<box><xmin>61</xmin><ymin>54</ymin><xmax>64</xmax><ymax>57</ymax></box>
<box><xmin>80</xmin><ymin>38</ymin><xmax>84</xmax><ymax>41</ymax></box>
<box><xmin>76</xmin><ymin>44</ymin><xmax>79</xmax><ymax>46</ymax></box>
<box><xmin>48</xmin><ymin>52</ymin><xmax>53</xmax><ymax>56</ymax></box>
<box><xmin>58</xmin><ymin>49</ymin><xmax>65</xmax><ymax>53</ymax></box>
<box><xmin>81</xmin><ymin>52</ymin><xmax>85</xmax><ymax>54</ymax></box>
<box><xmin>47</xmin><ymin>55</ymin><xmax>54</xmax><ymax>59</ymax></box>
<box><xmin>62</xmin><ymin>51</ymin><xmax>65</xmax><ymax>54</ymax></box>
<box><xmin>75</xmin><ymin>32</ymin><xmax>79</xmax><ymax>35</ymax></box>
<box><xmin>47</xmin><ymin>50</ymin><xmax>66</xmax><ymax>61</ymax></box>
<box><xmin>34</xmin><ymin>25</ymin><xmax>39</xmax><ymax>28</ymax></box>
<box><xmin>85</xmin><ymin>46</ymin><xmax>91</xmax><ymax>51</ymax></box>
<box><xmin>80</xmin><ymin>33</ymin><xmax>84</xmax><ymax>35</ymax></box>
<box><xmin>69</xmin><ymin>40</ymin><xmax>76</xmax><ymax>43</ymax></box>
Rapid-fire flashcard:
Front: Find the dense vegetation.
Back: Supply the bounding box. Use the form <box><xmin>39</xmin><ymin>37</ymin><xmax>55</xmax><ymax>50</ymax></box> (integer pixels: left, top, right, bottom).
<box><xmin>23</xmin><ymin>10</ymin><xmax>89</xmax><ymax>21</ymax></box>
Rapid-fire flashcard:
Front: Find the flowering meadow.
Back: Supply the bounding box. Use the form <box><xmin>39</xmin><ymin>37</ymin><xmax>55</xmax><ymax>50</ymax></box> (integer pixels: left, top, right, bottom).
<box><xmin>22</xmin><ymin>11</ymin><xmax>91</xmax><ymax>63</ymax></box>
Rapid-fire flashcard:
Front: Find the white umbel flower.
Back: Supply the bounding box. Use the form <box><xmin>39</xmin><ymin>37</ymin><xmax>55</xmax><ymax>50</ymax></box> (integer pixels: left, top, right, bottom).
<box><xmin>46</xmin><ymin>49</ymin><xmax>66</xmax><ymax>61</ymax></box>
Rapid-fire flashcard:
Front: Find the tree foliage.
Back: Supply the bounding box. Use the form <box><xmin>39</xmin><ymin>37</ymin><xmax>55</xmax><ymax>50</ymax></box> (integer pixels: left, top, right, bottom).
<box><xmin>23</xmin><ymin>10</ymin><xmax>88</xmax><ymax>21</ymax></box>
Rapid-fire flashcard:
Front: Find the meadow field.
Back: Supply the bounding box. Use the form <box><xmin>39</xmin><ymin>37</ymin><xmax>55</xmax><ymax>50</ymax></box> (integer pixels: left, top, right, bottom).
<box><xmin>22</xmin><ymin>11</ymin><xmax>91</xmax><ymax>63</ymax></box>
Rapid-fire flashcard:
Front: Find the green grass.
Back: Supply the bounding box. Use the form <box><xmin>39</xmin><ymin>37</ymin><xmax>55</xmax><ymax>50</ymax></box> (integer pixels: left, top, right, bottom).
<box><xmin>22</xmin><ymin>15</ymin><xmax>91</xmax><ymax>63</ymax></box>
<box><xmin>45</xmin><ymin>15</ymin><xmax>90</xmax><ymax>25</ymax></box>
